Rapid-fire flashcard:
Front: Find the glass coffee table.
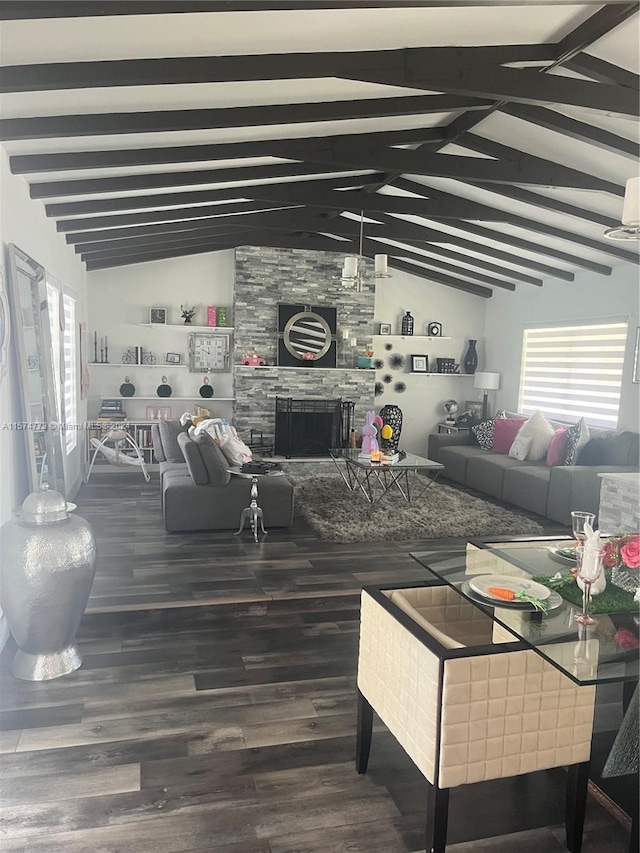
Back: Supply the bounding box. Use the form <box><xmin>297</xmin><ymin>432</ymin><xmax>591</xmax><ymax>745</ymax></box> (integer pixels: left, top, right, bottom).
<box><xmin>329</xmin><ymin>448</ymin><xmax>444</xmax><ymax>504</ymax></box>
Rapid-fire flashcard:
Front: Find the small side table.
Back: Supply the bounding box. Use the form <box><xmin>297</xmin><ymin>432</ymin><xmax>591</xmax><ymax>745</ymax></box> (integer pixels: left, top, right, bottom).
<box><xmin>437</xmin><ymin>422</ymin><xmax>472</xmax><ymax>435</ymax></box>
<box><xmin>228</xmin><ymin>468</ymin><xmax>285</xmax><ymax>543</ymax></box>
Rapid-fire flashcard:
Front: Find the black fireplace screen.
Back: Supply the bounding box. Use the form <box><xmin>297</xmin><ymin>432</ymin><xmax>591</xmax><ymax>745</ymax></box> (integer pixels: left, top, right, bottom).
<box><xmin>275</xmin><ymin>397</ymin><xmax>354</xmax><ymax>458</ymax></box>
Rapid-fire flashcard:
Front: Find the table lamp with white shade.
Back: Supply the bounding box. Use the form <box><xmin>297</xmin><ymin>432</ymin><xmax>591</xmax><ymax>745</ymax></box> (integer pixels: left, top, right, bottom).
<box><xmin>474</xmin><ymin>372</ymin><xmax>501</xmax><ymax>420</ymax></box>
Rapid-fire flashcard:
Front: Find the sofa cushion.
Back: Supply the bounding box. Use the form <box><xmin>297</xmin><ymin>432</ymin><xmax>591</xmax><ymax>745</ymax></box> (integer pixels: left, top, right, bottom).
<box><xmin>177</xmin><ymin>432</ymin><xmax>208</xmax><ymax>485</ymax></box>
<box><xmin>564</xmin><ymin>418</ymin><xmax>590</xmax><ymax>465</ymax></box>
<box><xmin>439</xmin><ymin>446</ymin><xmax>485</xmax><ymax>485</ymax></box>
<box><xmin>193</xmin><ymin>432</ymin><xmax>231</xmax><ymax>486</ymax></box>
<box><xmin>492</xmin><ymin>418</ymin><xmax>525</xmax><ymax>454</ymax></box>
<box><xmin>158</xmin><ymin>420</ymin><xmax>189</xmax><ymax>463</ymax></box>
<box><xmin>503</xmin><ymin>466</ymin><xmax>552</xmax><ymax>517</ymax></box>
<box><xmin>151</xmin><ymin>424</ymin><xmax>166</xmax><ymax>462</ymax></box>
<box><xmin>576</xmin><ymin>431</ymin><xmax>639</xmax><ymax>467</ymax></box>
<box><xmin>466</xmin><ymin>453</ymin><xmax>541</xmax><ymax>501</ymax></box>
<box><xmin>516</xmin><ymin>411</ymin><xmax>555</xmax><ymax>461</ymax></box>
<box><xmin>546</xmin><ymin>428</ymin><xmax>569</xmax><ymax>467</ymax></box>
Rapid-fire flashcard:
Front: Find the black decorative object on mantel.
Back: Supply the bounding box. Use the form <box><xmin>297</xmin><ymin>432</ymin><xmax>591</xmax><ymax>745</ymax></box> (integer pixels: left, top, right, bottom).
<box><xmin>401</xmin><ymin>311</ymin><xmax>414</xmax><ymax>336</ymax></box>
<box><xmin>119</xmin><ymin>376</ymin><xmax>135</xmax><ymax>397</ymax></box>
<box><xmin>199</xmin><ymin>376</ymin><xmax>214</xmax><ymax>398</ymax></box>
<box><xmin>157</xmin><ymin>375</ymin><xmax>172</xmax><ymax>397</ymax></box>
<box><xmin>463</xmin><ymin>339</ymin><xmax>478</xmax><ymax>374</ymax></box>
<box><xmin>379</xmin><ymin>404</ymin><xmax>402</xmax><ymax>454</ymax></box>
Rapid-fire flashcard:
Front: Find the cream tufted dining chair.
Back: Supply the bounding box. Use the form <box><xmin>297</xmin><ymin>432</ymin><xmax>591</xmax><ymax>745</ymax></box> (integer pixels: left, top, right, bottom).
<box><xmin>356</xmin><ymin>584</ymin><xmax>597</xmax><ymax>853</ymax></box>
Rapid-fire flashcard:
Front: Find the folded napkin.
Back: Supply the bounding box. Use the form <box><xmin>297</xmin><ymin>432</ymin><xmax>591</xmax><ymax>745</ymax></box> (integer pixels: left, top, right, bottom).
<box><xmin>579</xmin><ymin>521</ymin><xmax>606</xmax><ymax>595</ymax></box>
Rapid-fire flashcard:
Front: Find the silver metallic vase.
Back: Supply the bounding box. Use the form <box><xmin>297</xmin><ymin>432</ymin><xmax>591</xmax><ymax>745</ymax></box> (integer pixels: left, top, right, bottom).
<box><xmin>0</xmin><ymin>486</ymin><xmax>97</xmax><ymax>680</ymax></box>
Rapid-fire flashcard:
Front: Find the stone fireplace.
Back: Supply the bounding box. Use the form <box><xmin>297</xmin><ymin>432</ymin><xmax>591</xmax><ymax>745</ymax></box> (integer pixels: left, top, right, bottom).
<box><xmin>233</xmin><ymin>246</ymin><xmax>376</xmax><ymax>446</ymax></box>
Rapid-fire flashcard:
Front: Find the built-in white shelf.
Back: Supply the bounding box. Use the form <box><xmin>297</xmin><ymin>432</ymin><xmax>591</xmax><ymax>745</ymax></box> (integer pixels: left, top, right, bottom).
<box><xmin>89</xmin><ymin>395</ymin><xmax>234</xmax><ymax>401</ymax></box>
<box><xmin>374</xmin><ymin>334</ymin><xmax>453</xmax><ymax>341</ymax></box>
<box><xmin>137</xmin><ymin>323</ymin><xmax>234</xmax><ymax>332</ymax></box>
<box><xmin>89</xmin><ymin>363</ymin><xmax>189</xmax><ymax>369</ymax></box>
<box><xmin>409</xmin><ymin>374</ymin><xmax>474</xmax><ymax>378</ymax></box>
<box><xmin>235</xmin><ymin>365</ymin><xmax>373</xmax><ymax>372</ymax></box>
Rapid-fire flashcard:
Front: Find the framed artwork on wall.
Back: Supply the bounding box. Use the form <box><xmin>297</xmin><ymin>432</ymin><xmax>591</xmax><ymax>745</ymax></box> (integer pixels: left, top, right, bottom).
<box><xmin>277</xmin><ymin>303</ymin><xmax>337</xmax><ymax>368</ymax></box>
<box><xmin>379</xmin><ymin>323</ymin><xmax>392</xmax><ymax>335</ymax></box>
<box><xmin>149</xmin><ymin>307</ymin><xmax>167</xmax><ymax>325</ymax></box>
<box><xmin>165</xmin><ymin>352</ymin><xmax>181</xmax><ymax>364</ymax></box>
<box><xmin>410</xmin><ymin>354</ymin><xmax>429</xmax><ymax>373</ymax></box>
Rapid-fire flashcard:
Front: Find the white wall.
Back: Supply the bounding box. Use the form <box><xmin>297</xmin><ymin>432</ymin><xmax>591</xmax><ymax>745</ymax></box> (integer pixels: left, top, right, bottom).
<box><xmin>0</xmin><ymin>149</ymin><xmax>88</xmax><ymax>523</ymax></box>
<box><xmin>374</xmin><ymin>268</ymin><xmax>487</xmax><ymax>453</ymax></box>
<box><xmin>87</xmin><ymin>251</ymin><xmax>235</xmax><ymax>422</ymax></box>
<box><xmin>483</xmin><ymin>264</ymin><xmax>640</xmax><ymax>431</ymax></box>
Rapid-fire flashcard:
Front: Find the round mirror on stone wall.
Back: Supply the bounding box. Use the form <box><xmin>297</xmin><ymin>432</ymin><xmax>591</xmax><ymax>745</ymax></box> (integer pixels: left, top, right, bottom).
<box><xmin>283</xmin><ymin>311</ymin><xmax>332</xmax><ymax>362</ymax></box>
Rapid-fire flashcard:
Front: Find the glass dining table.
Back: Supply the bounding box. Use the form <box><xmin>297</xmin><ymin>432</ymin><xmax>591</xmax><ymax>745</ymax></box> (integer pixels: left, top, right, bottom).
<box><xmin>410</xmin><ymin>535</ymin><xmax>639</xmax><ymax>687</ymax></box>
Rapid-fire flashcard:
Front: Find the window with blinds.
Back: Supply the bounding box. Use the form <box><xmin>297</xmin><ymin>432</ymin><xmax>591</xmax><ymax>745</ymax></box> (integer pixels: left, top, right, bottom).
<box><xmin>518</xmin><ymin>322</ymin><xmax>628</xmax><ymax>428</ymax></box>
<box><xmin>47</xmin><ymin>281</ymin><xmax>78</xmax><ymax>454</ymax></box>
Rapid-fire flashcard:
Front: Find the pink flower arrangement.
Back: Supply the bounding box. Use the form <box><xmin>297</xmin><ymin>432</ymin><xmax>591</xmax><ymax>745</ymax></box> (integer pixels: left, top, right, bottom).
<box><xmin>602</xmin><ymin>534</ymin><xmax>640</xmax><ymax>570</ymax></box>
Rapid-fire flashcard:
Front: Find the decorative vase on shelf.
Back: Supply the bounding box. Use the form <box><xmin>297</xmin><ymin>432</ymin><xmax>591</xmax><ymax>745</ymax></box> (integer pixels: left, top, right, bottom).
<box><xmin>157</xmin><ymin>375</ymin><xmax>172</xmax><ymax>397</ymax></box>
<box><xmin>0</xmin><ymin>486</ymin><xmax>97</xmax><ymax>680</ymax></box>
<box><xmin>400</xmin><ymin>311</ymin><xmax>414</xmax><ymax>336</ymax></box>
<box><xmin>199</xmin><ymin>376</ymin><xmax>214</xmax><ymax>398</ymax></box>
<box><xmin>119</xmin><ymin>376</ymin><xmax>135</xmax><ymax>397</ymax></box>
<box><xmin>463</xmin><ymin>339</ymin><xmax>478</xmax><ymax>375</ymax></box>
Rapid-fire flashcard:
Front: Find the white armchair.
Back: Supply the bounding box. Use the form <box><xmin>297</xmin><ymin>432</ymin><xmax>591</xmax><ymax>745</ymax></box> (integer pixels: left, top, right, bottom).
<box><xmin>356</xmin><ymin>584</ymin><xmax>596</xmax><ymax>853</ymax></box>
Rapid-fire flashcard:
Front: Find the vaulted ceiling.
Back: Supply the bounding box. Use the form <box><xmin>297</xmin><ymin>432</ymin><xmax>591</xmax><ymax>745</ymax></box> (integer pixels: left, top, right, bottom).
<box><xmin>1</xmin><ymin>0</ymin><xmax>638</xmax><ymax>298</ymax></box>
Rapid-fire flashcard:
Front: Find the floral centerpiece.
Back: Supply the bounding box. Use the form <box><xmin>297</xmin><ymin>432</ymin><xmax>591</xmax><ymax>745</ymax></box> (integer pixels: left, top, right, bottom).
<box><xmin>603</xmin><ymin>534</ymin><xmax>640</xmax><ymax>595</ymax></box>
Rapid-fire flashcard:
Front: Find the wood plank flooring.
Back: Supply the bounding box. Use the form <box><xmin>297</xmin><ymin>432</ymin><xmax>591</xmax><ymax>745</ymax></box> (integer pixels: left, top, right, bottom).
<box><xmin>0</xmin><ymin>473</ymin><xmax>632</xmax><ymax>852</ymax></box>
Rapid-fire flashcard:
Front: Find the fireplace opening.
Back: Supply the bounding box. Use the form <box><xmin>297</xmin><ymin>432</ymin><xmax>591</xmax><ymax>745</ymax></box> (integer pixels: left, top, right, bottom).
<box><xmin>275</xmin><ymin>397</ymin><xmax>354</xmax><ymax>458</ymax></box>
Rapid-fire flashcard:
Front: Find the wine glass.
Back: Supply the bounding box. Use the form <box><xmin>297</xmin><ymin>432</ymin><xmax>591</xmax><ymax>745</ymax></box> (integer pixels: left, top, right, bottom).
<box><xmin>571</xmin><ymin>511</ymin><xmax>596</xmax><ymax>546</ymax></box>
<box><xmin>574</xmin><ymin>545</ymin><xmax>604</xmax><ymax>626</ymax></box>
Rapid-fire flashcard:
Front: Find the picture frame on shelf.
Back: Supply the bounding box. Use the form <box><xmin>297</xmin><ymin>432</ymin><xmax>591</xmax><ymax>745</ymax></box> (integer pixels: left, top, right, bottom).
<box><xmin>463</xmin><ymin>400</ymin><xmax>484</xmax><ymax>423</ymax></box>
<box><xmin>149</xmin><ymin>307</ymin><xmax>167</xmax><ymax>325</ymax></box>
<box><xmin>165</xmin><ymin>352</ymin><xmax>181</xmax><ymax>365</ymax></box>
<box><xmin>410</xmin><ymin>354</ymin><xmax>429</xmax><ymax>373</ymax></box>
<box><xmin>379</xmin><ymin>323</ymin><xmax>392</xmax><ymax>335</ymax></box>
<box><xmin>146</xmin><ymin>404</ymin><xmax>173</xmax><ymax>421</ymax></box>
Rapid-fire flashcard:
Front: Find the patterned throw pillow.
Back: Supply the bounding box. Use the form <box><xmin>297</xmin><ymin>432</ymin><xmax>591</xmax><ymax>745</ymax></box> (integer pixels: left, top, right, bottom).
<box><xmin>564</xmin><ymin>418</ymin><xmax>590</xmax><ymax>465</ymax></box>
<box><xmin>471</xmin><ymin>411</ymin><xmax>507</xmax><ymax>451</ymax></box>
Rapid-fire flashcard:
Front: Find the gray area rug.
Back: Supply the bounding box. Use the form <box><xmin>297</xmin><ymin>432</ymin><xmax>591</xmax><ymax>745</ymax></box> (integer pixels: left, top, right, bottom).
<box><xmin>291</xmin><ymin>473</ymin><xmax>544</xmax><ymax>542</ymax></box>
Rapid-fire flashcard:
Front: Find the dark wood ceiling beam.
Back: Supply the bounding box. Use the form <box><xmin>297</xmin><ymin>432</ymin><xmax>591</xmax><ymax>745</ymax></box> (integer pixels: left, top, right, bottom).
<box><xmin>84</xmin><ymin>242</ymin><xmax>238</xmax><ymax>271</ymax></box>
<box><xmin>417</xmin><ymin>66</ymin><xmax>638</xmax><ymax>115</ymax></box>
<box><xmin>393</xmin><ymin>177</ymin><xmax>640</xmax><ymax>265</ymax></box>
<box><xmin>554</xmin><ymin>4</ymin><xmax>639</xmax><ymax>64</ymax></box>
<box><xmin>563</xmin><ymin>52</ymin><xmax>640</xmax><ymax>88</ymax></box>
<box><xmin>319</xmin><ymin>141</ymin><xmax>623</xmax><ymax>194</ymax></box>
<box><xmin>75</xmin><ymin>225</ymin><xmax>256</xmax><ymax>255</ymax></box>
<box><xmin>29</xmin><ymin>161</ymin><xmax>371</xmax><ymax>199</ymax></box>
<box><xmin>0</xmin><ymin>44</ymin><xmax>555</xmax><ymax>93</ymax></box>
<box><xmin>499</xmin><ymin>103</ymin><xmax>639</xmax><ymax>158</ymax></box>
<box><xmin>358</xmin><ymin>236</ymin><xmax>517</xmax><ymax>290</ymax></box>
<box><xmin>386</xmin><ymin>257</ymin><xmax>493</xmax><ymax>298</ymax></box>
<box><xmin>46</xmin><ymin>174</ymin><xmax>382</xmax><ymax>217</ymax></box>
<box><xmin>388</xmin><ymin>4</ymin><xmax>640</xmax><ymax>155</ymax></box>
<box><xmin>10</xmin><ymin>127</ymin><xmax>445</xmax><ymax>174</ymax></box>
<box><xmin>429</xmin><ymin>219</ymin><xmax>611</xmax><ymax>275</ymax></box>
<box><xmin>2</xmin><ymin>1</ymin><xmax>617</xmax><ymax>20</ymax></box>
<box><xmin>212</xmin><ymin>208</ymin><xmax>575</xmax><ymax>278</ymax></box>
<box><xmin>0</xmin><ymin>94</ymin><xmax>490</xmax><ymax>142</ymax></box>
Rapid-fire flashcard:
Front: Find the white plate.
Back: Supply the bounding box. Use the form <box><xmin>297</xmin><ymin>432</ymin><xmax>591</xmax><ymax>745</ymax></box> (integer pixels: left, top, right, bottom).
<box><xmin>468</xmin><ymin>575</ymin><xmax>551</xmax><ymax>602</ymax></box>
<box><xmin>547</xmin><ymin>545</ymin><xmax>578</xmax><ymax>565</ymax></box>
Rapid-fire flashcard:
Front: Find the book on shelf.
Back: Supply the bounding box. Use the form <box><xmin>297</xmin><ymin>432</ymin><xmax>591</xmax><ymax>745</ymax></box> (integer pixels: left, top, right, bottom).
<box><xmin>96</xmin><ymin>413</ymin><xmax>127</xmax><ymax>421</ymax></box>
<box><xmin>100</xmin><ymin>399</ymin><xmax>124</xmax><ymax>412</ymax></box>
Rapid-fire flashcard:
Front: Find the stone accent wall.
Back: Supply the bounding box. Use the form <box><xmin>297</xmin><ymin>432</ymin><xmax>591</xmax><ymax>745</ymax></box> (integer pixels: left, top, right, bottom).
<box><xmin>234</xmin><ymin>245</ymin><xmax>375</xmax><ymax>366</ymax></box>
<box><xmin>233</xmin><ymin>246</ymin><xmax>376</xmax><ymax>445</ymax></box>
<box><xmin>234</xmin><ymin>366</ymin><xmax>374</xmax><ymax>447</ymax></box>
<box><xmin>598</xmin><ymin>473</ymin><xmax>640</xmax><ymax>535</ymax></box>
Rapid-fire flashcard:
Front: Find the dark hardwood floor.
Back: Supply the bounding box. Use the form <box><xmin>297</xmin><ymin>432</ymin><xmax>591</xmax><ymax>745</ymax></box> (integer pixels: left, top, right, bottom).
<box><xmin>0</xmin><ymin>473</ymin><xmax>632</xmax><ymax>852</ymax></box>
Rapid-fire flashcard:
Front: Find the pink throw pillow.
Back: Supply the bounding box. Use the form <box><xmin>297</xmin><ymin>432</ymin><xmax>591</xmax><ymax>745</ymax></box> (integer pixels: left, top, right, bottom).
<box><xmin>546</xmin><ymin>427</ymin><xmax>569</xmax><ymax>467</ymax></box>
<box><xmin>492</xmin><ymin>418</ymin><xmax>525</xmax><ymax>454</ymax></box>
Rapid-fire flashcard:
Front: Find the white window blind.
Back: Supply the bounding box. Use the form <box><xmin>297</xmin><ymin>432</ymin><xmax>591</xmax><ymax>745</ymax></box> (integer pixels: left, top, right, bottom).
<box><xmin>518</xmin><ymin>322</ymin><xmax>627</xmax><ymax>428</ymax></box>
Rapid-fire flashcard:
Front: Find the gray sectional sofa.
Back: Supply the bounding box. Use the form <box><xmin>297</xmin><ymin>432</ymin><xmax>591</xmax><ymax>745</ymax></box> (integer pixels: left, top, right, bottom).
<box><xmin>427</xmin><ymin>412</ymin><xmax>639</xmax><ymax>526</ymax></box>
<box><xmin>151</xmin><ymin>421</ymin><xmax>295</xmax><ymax>533</ymax></box>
